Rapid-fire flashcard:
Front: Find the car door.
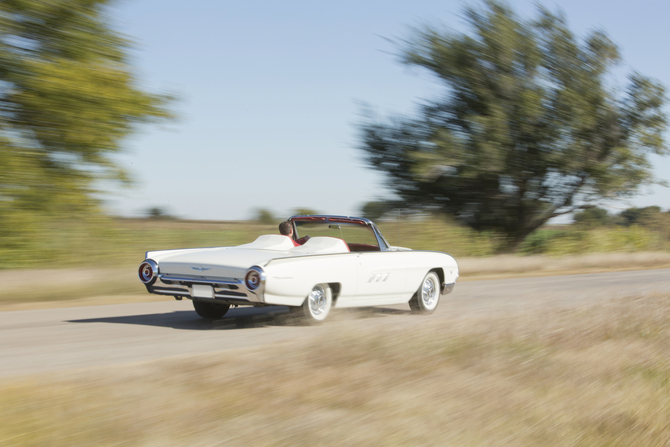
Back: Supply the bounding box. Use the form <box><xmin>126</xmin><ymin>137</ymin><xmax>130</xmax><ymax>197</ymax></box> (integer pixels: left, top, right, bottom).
<box><xmin>353</xmin><ymin>251</ymin><xmax>408</xmax><ymax>301</ymax></box>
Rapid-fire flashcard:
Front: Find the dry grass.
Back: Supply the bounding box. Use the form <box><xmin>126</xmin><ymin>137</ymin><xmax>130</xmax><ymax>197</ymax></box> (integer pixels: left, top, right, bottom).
<box><xmin>0</xmin><ymin>267</ymin><xmax>147</xmax><ymax>305</ymax></box>
<box><xmin>2</xmin><ymin>292</ymin><xmax>670</xmax><ymax>446</ymax></box>
<box><xmin>458</xmin><ymin>251</ymin><xmax>670</xmax><ymax>280</ymax></box>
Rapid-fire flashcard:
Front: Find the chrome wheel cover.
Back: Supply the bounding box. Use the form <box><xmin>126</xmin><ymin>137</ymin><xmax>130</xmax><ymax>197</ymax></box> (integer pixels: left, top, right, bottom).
<box><xmin>309</xmin><ymin>285</ymin><xmax>327</xmax><ymax>316</ymax></box>
<box><xmin>421</xmin><ymin>276</ymin><xmax>437</xmax><ymax>309</ymax></box>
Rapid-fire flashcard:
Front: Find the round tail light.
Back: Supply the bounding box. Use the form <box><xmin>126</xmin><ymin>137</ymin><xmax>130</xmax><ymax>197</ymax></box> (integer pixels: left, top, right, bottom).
<box><xmin>245</xmin><ymin>266</ymin><xmax>265</xmax><ymax>291</ymax></box>
<box><xmin>138</xmin><ymin>259</ymin><xmax>158</xmax><ymax>284</ymax></box>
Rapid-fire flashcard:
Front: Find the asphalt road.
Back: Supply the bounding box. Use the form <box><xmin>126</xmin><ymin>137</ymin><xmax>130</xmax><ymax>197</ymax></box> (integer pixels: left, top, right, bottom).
<box><xmin>1</xmin><ymin>269</ymin><xmax>668</xmax><ymax>379</ymax></box>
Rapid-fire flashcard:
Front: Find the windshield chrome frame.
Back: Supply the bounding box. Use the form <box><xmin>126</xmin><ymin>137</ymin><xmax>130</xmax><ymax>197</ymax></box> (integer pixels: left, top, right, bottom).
<box><xmin>289</xmin><ymin>215</ymin><xmax>391</xmax><ymax>252</ymax></box>
<box><xmin>371</xmin><ymin>223</ymin><xmax>390</xmax><ymax>251</ymax></box>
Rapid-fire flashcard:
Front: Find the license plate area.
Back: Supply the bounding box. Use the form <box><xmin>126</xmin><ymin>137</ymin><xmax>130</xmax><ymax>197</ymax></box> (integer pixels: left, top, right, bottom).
<box><xmin>191</xmin><ymin>284</ymin><xmax>214</xmax><ymax>299</ymax></box>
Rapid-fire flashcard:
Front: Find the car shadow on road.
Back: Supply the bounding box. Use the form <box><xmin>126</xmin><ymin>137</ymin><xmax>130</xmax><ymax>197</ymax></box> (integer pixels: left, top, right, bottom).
<box><xmin>68</xmin><ymin>305</ymin><xmax>411</xmax><ymax>330</ymax></box>
<box><xmin>68</xmin><ymin>306</ymin><xmax>295</xmax><ymax>331</ymax></box>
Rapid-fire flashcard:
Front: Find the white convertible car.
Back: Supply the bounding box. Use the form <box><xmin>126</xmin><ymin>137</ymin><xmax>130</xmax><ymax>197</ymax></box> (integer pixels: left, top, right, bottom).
<box><xmin>138</xmin><ymin>215</ymin><xmax>458</xmax><ymax>323</ymax></box>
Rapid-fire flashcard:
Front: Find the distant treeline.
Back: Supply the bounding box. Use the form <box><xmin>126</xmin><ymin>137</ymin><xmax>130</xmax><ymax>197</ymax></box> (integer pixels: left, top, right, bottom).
<box><xmin>573</xmin><ymin>206</ymin><xmax>670</xmax><ymax>228</ymax></box>
<box><xmin>516</xmin><ymin>206</ymin><xmax>670</xmax><ymax>256</ymax></box>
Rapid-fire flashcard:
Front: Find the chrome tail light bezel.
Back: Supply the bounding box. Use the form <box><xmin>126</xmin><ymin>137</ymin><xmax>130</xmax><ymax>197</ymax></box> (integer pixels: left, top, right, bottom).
<box><xmin>138</xmin><ymin>259</ymin><xmax>159</xmax><ymax>285</ymax></box>
<box><xmin>244</xmin><ymin>266</ymin><xmax>265</xmax><ymax>293</ymax></box>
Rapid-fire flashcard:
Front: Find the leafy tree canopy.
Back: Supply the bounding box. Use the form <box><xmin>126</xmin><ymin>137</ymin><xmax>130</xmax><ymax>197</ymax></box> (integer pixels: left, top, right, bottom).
<box><xmin>146</xmin><ymin>206</ymin><xmax>174</xmax><ymax>220</ymax></box>
<box><xmin>617</xmin><ymin>206</ymin><xmax>662</xmax><ymax>227</ymax></box>
<box><xmin>293</xmin><ymin>208</ymin><xmax>319</xmax><ymax>216</ymax></box>
<box><xmin>573</xmin><ymin>207</ymin><xmax>610</xmax><ymax>227</ymax></box>
<box><xmin>254</xmin><ymin>208</ymin><xmax>277</xmax><ymax>225</ymax></box>
<box><xmin>360</xmin><ymin>201</ymin><xmax>390</xmax><ymax>221</ymax></box>
<box><xmin>0</xmin><ymin>0</ymin><xmax>173</xmax><ymax>215</ymax></box>
<box><xmin>359</xmin><ymin>0</ymin><xmax>668</xmax><ymax>248</ymax></box>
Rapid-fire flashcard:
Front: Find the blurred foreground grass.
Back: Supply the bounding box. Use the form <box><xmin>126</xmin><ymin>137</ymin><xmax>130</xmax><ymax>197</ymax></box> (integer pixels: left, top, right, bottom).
<box><xmin>2</xmin><ymin>292</ymin><xmax>670</xmax><ymax>446</ymax></box>
<box><xmin>0</xmin><ymin>216</ymin><xmax>669</xmax><ymax>306</ymax></box>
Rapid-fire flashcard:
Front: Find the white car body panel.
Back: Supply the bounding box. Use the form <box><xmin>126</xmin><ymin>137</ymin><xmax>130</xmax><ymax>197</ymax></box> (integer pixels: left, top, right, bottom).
<box><xmin>352</xmin><ymin>252</ymin><xmax>408</xmax><ymax>301</ymax></box>
<box><xmin>138</xmin><ymin>216</ymin><xmax>459</xmax><ymax>316</ymax></box>
<box><xmin>263</xmin><ymin>254</ymin><xmax>359</xmax><ymax>306</ymax></box>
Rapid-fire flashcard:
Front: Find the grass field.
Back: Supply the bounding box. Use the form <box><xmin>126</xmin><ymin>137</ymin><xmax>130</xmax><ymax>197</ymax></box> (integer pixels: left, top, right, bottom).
<box><xmin>2</xmin><ymin>218</ymin><xmax>669</xmax><ymax>444</ymax></box>
<box><xmin>2</xmin><ymin>216</ymin><xmax>669</xmax><ymax>269</ymax></box>
<box><xmin>2</xmin><ymin>291</ymin><xmax>670</xmax><ymax>446</ymax></box>
<box><xmin>1</xmin><ymin>216</ymin><xmax>669</xmax><ymax>307</ymax></box>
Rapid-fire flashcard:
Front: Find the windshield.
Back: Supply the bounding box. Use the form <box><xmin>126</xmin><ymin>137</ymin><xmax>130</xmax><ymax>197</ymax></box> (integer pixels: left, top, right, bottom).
<box><xmin>294</xmin><ymin>221</ymin><xmax>380</xmax><ymax>251</ymax></box>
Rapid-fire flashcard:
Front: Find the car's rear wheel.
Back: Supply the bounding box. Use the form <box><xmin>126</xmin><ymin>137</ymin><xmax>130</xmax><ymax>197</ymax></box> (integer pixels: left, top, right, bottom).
<box><xmin>409</xmin><ymin>271</ymin><xmax>440</xmax><ymax>314</ymax></box>
<box><xmin>193</xmin><ymin>301</ymin><xmax>230</xmax><ymax>319</ymax></box>
<box><xmin>293</xmin><ymin>284</ymin><xmax>332</xmax><ymax>323</ymax></box>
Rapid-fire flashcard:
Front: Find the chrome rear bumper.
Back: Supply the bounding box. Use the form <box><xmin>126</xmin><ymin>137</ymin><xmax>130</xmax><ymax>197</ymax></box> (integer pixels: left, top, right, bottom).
<box><xmin>147</xmin><ymin>274</ymin><xmax>263</xmax><ymax>304</ymax></box>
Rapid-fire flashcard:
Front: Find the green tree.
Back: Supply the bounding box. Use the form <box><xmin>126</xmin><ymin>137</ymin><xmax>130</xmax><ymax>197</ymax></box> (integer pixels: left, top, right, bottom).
<box><xmin>617</xmin><ymin>206</ymin><xmax>662</xmax><ymax>227</ymax></box>
<box><xmin>360</xmin><ymin>200</ymin><xmax>393</xmax><ymax>221</ymax></box>
<box><xmin>254</xmin><ymin>208</ymin><xmax>276</xmax><ymax>225</ymax></box>
<box><xmin>146</xmin><ymin>206</ymin><xmax>174</xmax><ymax>220</ymax></box>
<box><xmin>0</xmin><ymin>0</ymin><xmax>172</xmax><ymax>215</ymax></box>
<box><xmin>359</xmin><ymin>1</ymin><xmax>667</xmax><ymax>249</ymax></box>
<box><xmin>573</xmin><ymin>207</ymin><xmax>610</xmax><ymax>227</ymax></box>
<box><xmin>292</xmin><ymin>208</ymin><xmax>319</xmax><ymax>216</ymax></box>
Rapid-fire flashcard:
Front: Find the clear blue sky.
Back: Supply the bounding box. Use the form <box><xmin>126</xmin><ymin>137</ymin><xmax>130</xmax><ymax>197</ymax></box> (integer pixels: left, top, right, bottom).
<box><xmin>104</xmin><ymin>0</ymin><xmax>670</xmax><ymax>221</ymax></box>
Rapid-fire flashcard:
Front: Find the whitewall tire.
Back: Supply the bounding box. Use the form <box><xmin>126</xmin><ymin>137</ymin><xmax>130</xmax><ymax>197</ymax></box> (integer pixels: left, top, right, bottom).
<box><xmin>295</xmin><ymin>284</ymin><xmax>332</xmax><ymax>323</ymax></box>
<box><xmin>409</xmin><ymin>271</ymin><xmax>440</xmax><ymax>314</ymax></box>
